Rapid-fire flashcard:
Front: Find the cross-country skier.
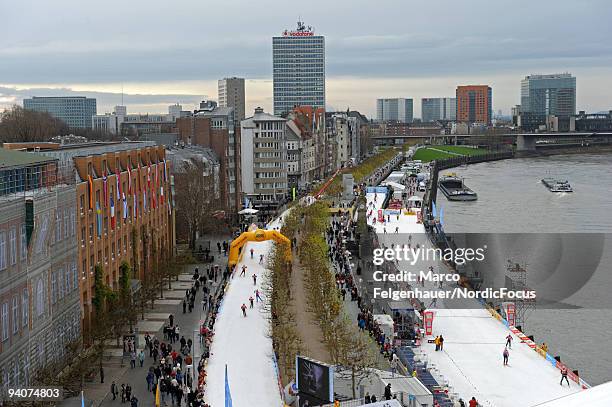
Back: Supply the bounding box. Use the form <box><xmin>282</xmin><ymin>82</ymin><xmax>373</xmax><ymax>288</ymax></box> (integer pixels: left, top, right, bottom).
<box><xmin>240</xmin><ymin>265</ymin><xmax>247</xmax><ymax>277</ymax></box>
<box><xmin>250</xmin><ymin>248</ymin><xmax>254</xmax><ymax>258</ymax></box>
<box><xmin>503</xmin><ymin>347</ymin><xmax>509</xmax><ymax>366</ymax></box>
<box><xmin>259</xmin><ymin>254</ymin><xmax>264</xmax><ymax>264</ymax></box>
<box><xmin>255</xmin><ymin>289</ymin><xmax>263</xmax><ymax>302</ymax></box>
<box><xmin>505</xmin><ymin>334</ymin><xmax>513</xmax><ymax>349</ymax></box>
<box><xmin>560</xmin><ymin>367</ymin><xmax>570</xmax><ymax>386</ymax></box>
<box><xmin>241</xmin><ymin>303</ymin><xmax>247</xmax><ymax>317</ymax></box>
<box><xmin>249</xmin><ymin>296</ymin><xmax>254</xmax><ymax>308</ymax></box>
<box><xmin>252</xmin><ymin>274</ymin><xmax>257</xmax><ymax>285</ymax></box>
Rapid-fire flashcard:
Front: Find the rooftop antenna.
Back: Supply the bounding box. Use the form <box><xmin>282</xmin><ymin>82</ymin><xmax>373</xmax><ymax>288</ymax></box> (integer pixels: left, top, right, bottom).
<box><xmin>121</xmin><ymin>84</ymin><xmax>124</xmax><ymax>106</ymax></box>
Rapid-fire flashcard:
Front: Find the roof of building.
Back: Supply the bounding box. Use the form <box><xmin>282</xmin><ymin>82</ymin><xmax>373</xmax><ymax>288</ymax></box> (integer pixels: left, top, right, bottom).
<box><xmin>194</xmin><ymin>106</ymin><xmax>234</xmax><ymax>118</ymax></box>
<box><xmin>166</xmin><ymin>145</ymin><xmax>219</xmax><ymax>165</ymax></box>
<box><xmin>0</xmin><ymin>147</ymin><xmax>56</xmax><ymax>169</ymax></box>
<box><xmin>242</xmin><ymin>108</ymin><xmax>286</xmax><ymax>127</ymax></box>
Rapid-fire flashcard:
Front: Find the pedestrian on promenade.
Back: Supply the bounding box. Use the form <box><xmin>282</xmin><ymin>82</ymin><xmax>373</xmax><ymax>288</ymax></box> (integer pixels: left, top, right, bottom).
<box><xmin>182</xmin><ymin>300</ymin><xmax>186</xmax><ymax>314</ymax></box>
<box><xmin>110</xmin><ymin>381</ymin><xmax>118</xmax><ymax>400</ymax></box>
<box><xmin>138</xmin><ymin>349</ymin><xmax>145</xmax><ymax>367</ymax></box>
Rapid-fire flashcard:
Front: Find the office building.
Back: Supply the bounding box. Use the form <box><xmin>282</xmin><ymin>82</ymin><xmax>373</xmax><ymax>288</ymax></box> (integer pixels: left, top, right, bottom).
<box><xmin>0</xmin><ymin>149</ymin><xmax>81</xmax><ymax>389</ymax></box>
<box><xmin>521</xmin><ymin>73</ymin><xmax>576</xmax><ymax>117</ymax></box>
<box><xmin>376</xmin><ymin>98</ymin><xmax>413</xmax><ymax>123</ymax></box>
<box><xmin>23</xmin><ymin>96</ymin><xmax>97</xmax><ymax>129</ymax></box>
<box><xmin>175</xmin><ymin>103</ymin><xmax>241</xmax><ymax>213</ymax></box>
<box><xmin>456</xmin><ymin>86</ymin><xmax>492</xmax><ymax>125</ymax></box>
<box><xmin>93</xmin><ymin>106</ymin><xmax>177</xmax><ymax>136</ymax></box>
<box><xmin>421</xmin><ymin>98</ymin><xmax>456</xmax><ymax>122</ymax></box>
<box><xmin>218</xmin><ymin>78</ymin><xmax>246</xmax><ymax>122</ymax></box>
<box><xmin>240</xmin><ymin>107</ymin><xmax>287</xmax><ymax>213</ymax></box>
<box><xmin>273</xmin><ymin>21</ymin><xmax>325</xmax><ymax>115</ymax></box>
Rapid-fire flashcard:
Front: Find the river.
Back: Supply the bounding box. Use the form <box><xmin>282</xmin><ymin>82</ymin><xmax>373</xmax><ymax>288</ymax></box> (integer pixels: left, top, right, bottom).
<box><xmin>440</xmin><ymin>153</ymin><xmax>612</xmax><ymax>386</ymax></box>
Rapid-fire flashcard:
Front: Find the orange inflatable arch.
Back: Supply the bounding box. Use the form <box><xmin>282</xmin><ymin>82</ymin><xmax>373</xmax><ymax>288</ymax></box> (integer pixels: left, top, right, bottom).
<box><xmin>228</xmin><ymin>228</ymin><xmax>292</xmax><ymax>268</ymax></box>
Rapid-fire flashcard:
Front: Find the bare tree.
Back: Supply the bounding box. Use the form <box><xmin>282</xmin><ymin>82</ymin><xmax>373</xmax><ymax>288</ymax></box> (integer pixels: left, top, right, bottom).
<box><xmin>174</xmin><ymin>158</ymin><xmax>221</xmax><ymax>249</ymax></box>
<box><xmin>0</xmin><ymin>105</ymin><xmax>69</xmax><ymax>142</ymax></box>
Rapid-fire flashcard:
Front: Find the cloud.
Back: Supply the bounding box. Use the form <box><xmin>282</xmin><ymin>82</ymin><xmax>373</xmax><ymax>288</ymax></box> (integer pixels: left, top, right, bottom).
<box><xmin>0</xmin><ymin>86</ymin><xmax>207</xmax><ymax>114</ymax></box>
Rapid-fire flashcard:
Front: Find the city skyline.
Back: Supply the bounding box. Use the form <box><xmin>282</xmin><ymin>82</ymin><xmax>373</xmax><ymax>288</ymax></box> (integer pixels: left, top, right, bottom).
<box><xmin>1</xmin><ymin>0</ymin><xmax>612</xmax><ymax>117</ymax></box>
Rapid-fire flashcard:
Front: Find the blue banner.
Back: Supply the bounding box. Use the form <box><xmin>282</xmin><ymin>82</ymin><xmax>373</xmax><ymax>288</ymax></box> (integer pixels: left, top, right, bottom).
<box><xmin>225</xmin><ymin>364</ymin><xmax>233</xmax><ymax>407</ymax></box>
<box><xmin>432</xmin><ymin>200</ymin><xmax>437</xmax><ymax>218</ymax></box>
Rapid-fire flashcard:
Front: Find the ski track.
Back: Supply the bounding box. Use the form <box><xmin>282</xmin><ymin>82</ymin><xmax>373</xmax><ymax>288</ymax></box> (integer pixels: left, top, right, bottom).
<box><xmin>366</xmin><ymin>190</ymin><xmax>582</xmax><ymax>406</ymax></box>
<box><xmin>205</xmin><ymin>239</ymin><xmax>283</xmax><ymax>407</ymax></box>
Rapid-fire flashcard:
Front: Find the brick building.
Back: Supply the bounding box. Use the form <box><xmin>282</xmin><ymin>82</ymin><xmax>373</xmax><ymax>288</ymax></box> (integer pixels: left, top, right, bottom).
<box><xmin>175</xmin><ymin>104</ymin><xmax>241</xmax><ymax>214</ymax></box>
<box><xmin>456</xmin><ymin>85</ymin><xmax>493</xmax><ymax>125</ymax></box>
<box><xmin>4</xmin><ymin>142</ymin><xmax>174</xmax><ymax>342</ymax></box>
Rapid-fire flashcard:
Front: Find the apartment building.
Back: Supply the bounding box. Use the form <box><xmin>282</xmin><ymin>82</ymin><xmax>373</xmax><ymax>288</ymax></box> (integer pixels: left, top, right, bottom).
<box><xmin>175</xmin><ymin>102</ymin><xmax>241</xmax><ymax>214</ymax></box>
<box><xmin>0</xmin><ymin>149</ymin><xmax>80</xmax><ymax>392</ymax></box>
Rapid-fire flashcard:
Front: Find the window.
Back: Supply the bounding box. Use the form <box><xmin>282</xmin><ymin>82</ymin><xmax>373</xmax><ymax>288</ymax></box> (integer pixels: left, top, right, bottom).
<box><xmin>80</xmin><ymin>194</ymin><xmax>85</xmax><ymax>213</ymax></box>
<box><xmin>65</xmin><ymin>265</ymin><xmax>71</xmax><ymax>293</ymax></box>
<box><xmin>58</xmin><ymin>268</ymin><xmax>64</xmax><ymax>300</ymax></box>
<box><xmin>1</xmin><ymin>303</ymin><xmax>8</xmax><ymax>341</ymax></box>
<box><xmin>9</xmin><ymin>227</ymin><xmax>16</xmax><ymax>265</ymax></box>
<box><xmin>71</xmin><ymin>212</ymin><xmax>76</xmax><ymax>236</ymax></box>
<box><xmin>51</xmin><ymin>272</ymin><xmax>57</xmax><ymax>304</ymax></box>
<box><xmin>12</xmin><ymin>296</ymin><xmax>18</xmax><ymax>334</ymax></box>
<box><xmin>0</xmin><ymin>231</ymin><xmax>6</xmax><ymax>270</ymax></box>
<box><xmin>36</xmin><ymin>279</ymin><xmax>44</xmax><ymax>317</ymax></box>
<box><xmin>22</xmin><ymin>289</ymin><xmax>28</xmax><ymax>328</ymax></box>
<box><xmin>55</xmin><ymin>210</ymin><xmax>61</xmax><ymax>242</ymax></box>
<box><xmin>72</xmin><ymin>262</ymin><xmax>78</xmax><ymax>289</ymax></box>
<box><xmin>64</xmin><ymin>209</ymin><xmax>69</xmax><ymax>239</ymax></box>
<box><xmin>20</xmin><ymin>224</ymin><xmax>27</xmax><ymax>260</ymax></box>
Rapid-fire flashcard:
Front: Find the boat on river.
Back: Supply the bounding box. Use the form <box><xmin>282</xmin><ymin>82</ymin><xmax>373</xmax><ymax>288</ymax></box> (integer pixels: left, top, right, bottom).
<box><xmin>438</xmin><ymin>174</ymin><xmax>478</xmax><ymax>201</ymax></box>
<box><xmin>541</xmin><ymin>178</ymin><xmax>573</xmax><ymax>192</ymax></box>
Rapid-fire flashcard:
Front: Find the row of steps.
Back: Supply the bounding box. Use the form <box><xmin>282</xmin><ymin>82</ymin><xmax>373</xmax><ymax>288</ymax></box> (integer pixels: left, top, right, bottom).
<box><xmin>396</xmin><ymin>346</ymin><xmax>455</xmax><ymax>407</ymax></box>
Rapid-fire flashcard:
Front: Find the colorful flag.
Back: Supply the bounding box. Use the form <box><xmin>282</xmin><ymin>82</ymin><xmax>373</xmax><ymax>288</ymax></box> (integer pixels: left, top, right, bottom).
<box><xmin>127</xmin><ymin>166</ymin><xmax>132</xmax><ymax>195</ymax></box>
<box><xmin>225</xmin><ymin>364</ymin><xmax>233</xmax><ymax>407</ymax></box>
<box><xmin>133</xmin><ymin>194</ymin><xmax>137</xmax><ymax>219</ymax></box>
<box><xmin>143</xmin><ymin>190</ymin><xmax>147</xmax><ymax>212</ymax></box>
<box><xmin>110</xmin><ymin>197</ymin><xmax>115</xmax><ymax>230</ymax></box>
<box><xmin>87</xmin><ymin>175</ymin><xmax>94</xmax><ymax>210</ymax></box>
<box><xmin>116</xmin><ymin>168</ymin><xmax>121</xmax><ymax>200</ymax></box>
<box><xmin>81</xmin><ymin>390</ymin><xmax>85</xmax><ymax>407</ymax></box>
<box><xmin>96</xmin><ymin>202</ymin><xmax>102</xmax><ymax>237</ymax></box>
<box><xmin>102</xmin><ymin>171</ymin><xmax>108</xmax><ymax>208</ymax></box>
<box><xmin>163</xmin><ymin>158</ymin><xmax>168</xmax><ymax>182</ymax></box>
<box><xmin>122</xmin><ymin>193</ymin><xmax>128</xmax><ymax>219</ymax></box>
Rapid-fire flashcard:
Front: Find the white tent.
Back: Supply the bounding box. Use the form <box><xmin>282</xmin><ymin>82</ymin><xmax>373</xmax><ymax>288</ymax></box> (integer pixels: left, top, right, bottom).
<box><xmin>533</xmin><ymin>381</ymin><xmax>612</xmax><ymax>406</ymax></box>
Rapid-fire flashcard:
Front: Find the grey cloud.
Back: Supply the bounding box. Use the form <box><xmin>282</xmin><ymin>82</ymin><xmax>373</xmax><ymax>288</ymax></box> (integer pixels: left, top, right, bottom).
<box><xmin>0</xmin><ymin>86</ymin><xmax>206</xmax><ymax>113</ymax></box>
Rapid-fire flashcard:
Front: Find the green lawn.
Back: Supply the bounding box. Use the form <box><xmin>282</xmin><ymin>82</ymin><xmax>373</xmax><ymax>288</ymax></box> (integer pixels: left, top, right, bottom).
<box><xmin>412</xmin><ymin>145</ymin><xmax>488</xmax><ymax>162</ymax></box>
<box><xmin>434</xmin><ymin>145</ymin><xmax>488</xmax><ymax>156</ymax></box>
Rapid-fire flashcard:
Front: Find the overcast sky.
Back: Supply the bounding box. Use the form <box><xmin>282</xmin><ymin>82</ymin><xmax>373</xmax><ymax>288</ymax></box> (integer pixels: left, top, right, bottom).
<box><xmin>1</xmin><ymin>0</ymin><xmax>611</xmax><ymax>118</ymax></box>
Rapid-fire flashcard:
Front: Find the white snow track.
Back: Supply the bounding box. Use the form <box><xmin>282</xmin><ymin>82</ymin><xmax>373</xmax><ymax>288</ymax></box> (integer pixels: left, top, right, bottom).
<box><xmin>205</xmin><ymin>239</ymin><xmax>283</xmax><ymax>407</ymax></box>
<box><xmin>366</xmin><ymin>190</ymin><xmax>586</xmax><ymax>406</ymax></box>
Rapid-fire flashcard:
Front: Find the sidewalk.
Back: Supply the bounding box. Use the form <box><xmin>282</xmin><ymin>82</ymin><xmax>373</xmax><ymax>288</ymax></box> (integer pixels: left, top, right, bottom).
<box><xmin>83</xmin><ymin>259</ymin><xmax>226</xmax><ymax>406</ymax></box>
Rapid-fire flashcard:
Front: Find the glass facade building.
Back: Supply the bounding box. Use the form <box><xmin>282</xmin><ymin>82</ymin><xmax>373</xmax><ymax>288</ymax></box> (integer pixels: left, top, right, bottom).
<box><xmin>23</xmin><ymin>96</ymin><xmax>97</xmax><ymax>129</ymax></box>
<box><xmin>421</xmin><ymin>97</ymin><xmax>457</xmax><ymax>122</ymax></box>
<box><xmin>520</xmin><ymin>73</ymin><xmax>576</xmax><ymax>117</ymax></box>
<box><xmin>273</xmin><ymin>23</ymin><xmax>325</xmax><ymax>116</ymax></box>
<box><xmin>376</xmin><ymin>98</ymin><xmax>414</xmax><ymax>123</ymax></box>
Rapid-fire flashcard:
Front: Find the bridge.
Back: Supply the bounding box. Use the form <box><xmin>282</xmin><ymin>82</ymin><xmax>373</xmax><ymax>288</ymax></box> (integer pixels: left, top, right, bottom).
<box><xmin>372</xmin><ymin>131</ymin><xmax>612</xmax><ymax>153</ymax></box>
